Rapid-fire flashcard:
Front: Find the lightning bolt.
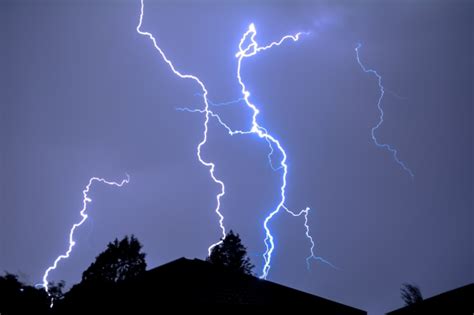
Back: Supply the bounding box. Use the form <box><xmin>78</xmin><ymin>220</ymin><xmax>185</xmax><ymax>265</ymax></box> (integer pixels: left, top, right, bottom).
<box><xmin>186</xmin><ymin>95</ymin><xmax>281</xmax><ymax>171</ymax></box>
<box><xmin>41</xmin><ymin>174</ymin><xmax>130</xmax><ymax>307</ymax></box>
<box><xmin>282</xmin><ymin>206</ymin><xmax>338</xmax><ymax>270</ymax></box>
<box><xmin>196</xmin><ymin>93</ymin><xmax>245</xmax><ymax>108</ymax></box>
<box><xmin>355</xmin><ymin>43</ymin><xmax>414</xmax><ymax>179</ymax></box>
<box><xmin>180</xmin><ymin>23</ymin><xmax>335</xmax><ymax>278</ymax></box>
<box><xmin>136</xmin><ymin>0</ymin><xmax>226</xmax><ymax>255</ymax></box>
<box><xmin>235</xmin><ymin>23</ymin><xmax>323</xmax><ymax>279</ymax></box>
<box><xmin>176</xmin><ymin>109</ymin><xmax>335</xmax><ymax>275</ymax></box>
<box><xmin>139</xmin><ymin>0</ymin><xmax>333</xmax><ymax>278</ymax></box>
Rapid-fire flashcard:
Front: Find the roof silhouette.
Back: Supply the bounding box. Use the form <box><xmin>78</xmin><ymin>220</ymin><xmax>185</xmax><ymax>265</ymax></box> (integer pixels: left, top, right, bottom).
<box><xmin>386</xmin><ymin>283</ymin><xmax>473</xmax><ymax>314</ymax></box>
<box><xmin>125</xmin><ymin>257</ymin><xmax>365</xmax><ymax>311</ymax></box>
<box><xmin>55</xmin><ymin>257</ymin><xmax>366</xmax><ymax>312</ymax></box>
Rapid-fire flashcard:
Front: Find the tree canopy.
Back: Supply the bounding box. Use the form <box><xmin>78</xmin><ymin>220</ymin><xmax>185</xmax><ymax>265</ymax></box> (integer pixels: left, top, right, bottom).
<box><xmin>401</xmin><ymin>283</ymin><xmax>423</xmax><ymax>305</ymax></box>
<box><xmin>0</xmin><ymin>272</ymin><xmax>50</xmax><ymax>313</ymax></box>
<box><xmin>207</xmin><ymin>230</ymin><xmax>254</xmax><ymax>275</ymax></box>
<box><xmin>82</xmin><ymin>235</ymin><xmax>147</xmax><ymax>284</ymax></box>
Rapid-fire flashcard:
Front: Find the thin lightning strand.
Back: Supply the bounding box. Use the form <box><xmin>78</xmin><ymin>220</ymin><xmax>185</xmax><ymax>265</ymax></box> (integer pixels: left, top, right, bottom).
<box><xmin>263</xmin><ymin>137</ymin><xmax>282</xmax><ymax>172</ymax></box>
<box><xmin>41</xmin><ymin>175</ymin><xmax>130</xmax><ymax>306</ymax></box>
<box><xmin>355</xmin><ymin>43</ymin><xmax>414</xmax><ymax>179</ymax></box>
<box><xmin>207</xmin><ymin>98</ymin><xmax>244</xmax><ymax>107</ymax></box>
<box><xmin>283</xmin><ymin>206</ymin><xmax>338</xmax><ymax>270</ymax></box>
<box><xmin>136</xmin><ymin>0</ymin><xmax>226</xmax><ymax>255</ymax></box>
<box><xmin>176</xmin><ymin>107</ymin><xmax>252</xmax><ymax>137</ymax></box>
<box><xmin>196</xmin><ymin>94</ymin><xmax>245</xmax><ymax>107</ymax></box>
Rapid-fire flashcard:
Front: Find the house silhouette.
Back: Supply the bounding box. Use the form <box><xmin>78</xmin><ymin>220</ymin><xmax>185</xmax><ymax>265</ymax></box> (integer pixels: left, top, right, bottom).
<box><xmin>56</xmin><ymin>257</ymin><xmax>366</xmax><ymax>312</ymax></box>
<box><xmin>386</xmin><ymin>283</ymin><xmax>473</xmax><ymax>314</ymax></box>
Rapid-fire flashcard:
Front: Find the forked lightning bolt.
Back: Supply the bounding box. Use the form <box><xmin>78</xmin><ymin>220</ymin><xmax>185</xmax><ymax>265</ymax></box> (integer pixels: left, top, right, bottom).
<box><xmin>235</xmin><ymin>23</ymin><xmax>335</xmax><ymax>279</ymax></box>
<box><xmin>178</xmin><ymin>23</ymin><xmax>335</xmax><ymax>278</ymax></box>
<box><xmin>136</xmin><ymin>0</ymin><xmax>226</xmax><ymax>255</ymax></box>
<box><xmin>283</xmin><ymin>206</ymin><xmax>337</xmax><ymax>270</ymax></box>
<box><xmin>355</xmin><ymin>43</ymin><xmax>414</xmax><ymax>178</ymax></box>
<box><xmin>41</xmin><ymin>175</ymin><xmax>130</xmax><ymax>306</ymax></box>
<box><xmin>184</xmin><ymin>95</ymin><xmax>280</xmax><ymax>171</ymax></box>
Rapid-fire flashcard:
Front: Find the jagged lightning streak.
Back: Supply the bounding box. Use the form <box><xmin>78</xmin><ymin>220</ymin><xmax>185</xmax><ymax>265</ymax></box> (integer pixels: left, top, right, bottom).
<box><xmin>177</xmin><ymin>109</ymin><xmax>334</xmax><ymax>272</ymax></box>
<box><xmin>235</xmin><ymin>23</ymin><xmax>317</xmax><ymax>279</ymax></box>
<box><xmin>136</xmin><ymin>0</ymin><xmax>226</xmax><ymax>255</ymax></box>
<box><xmin>355</xmin><ymin>43</ymin><xmax>414</xmax><ymax>179</ymax></box>
<box><xmin>185</xmin><ymin>95</ymin><xmax>281</xmax><ymax>171</ymax></box>
<box><xmin>178</xmin><ymin>24</ymin><xmax>335</xmax><ymax>278</ymax></box>
<box><xmin>282</xmin><ymin>205</ymin><xmax>338</xmax><ymax>270</ymax></box>
<box><xmin>41</xmin><ymin>175</ymin><xmax>130</xmax><ymax>306</ymax></box>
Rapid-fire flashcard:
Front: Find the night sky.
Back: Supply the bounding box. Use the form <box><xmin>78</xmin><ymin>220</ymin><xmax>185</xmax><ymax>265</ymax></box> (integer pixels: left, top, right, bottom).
<box><xmin>1</xmin><ymin>0</ymin><xmax>472</xmax><ymax>313</ymax></box>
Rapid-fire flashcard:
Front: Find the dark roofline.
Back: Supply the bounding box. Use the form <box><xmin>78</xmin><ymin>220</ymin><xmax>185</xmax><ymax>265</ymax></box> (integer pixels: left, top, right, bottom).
<box><xmin>386</xmin><ymin>283</ymin><xmax>474</xmax><ymax>314</ymax></box>
<box><xmin>419</xmin><ymin>283</ymin><xmax>473</xmax><ymax>302</ymax></box>
<box><xmin>146</xmin><ymin>257</ymin><xmax>365</xmax><ymax>312</ymax></box>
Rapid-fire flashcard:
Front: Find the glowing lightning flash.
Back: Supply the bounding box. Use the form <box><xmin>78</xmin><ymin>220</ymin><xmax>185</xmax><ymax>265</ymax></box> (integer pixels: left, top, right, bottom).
<box><xmin>235</xmin><ymin>23</ymin><xmax>333</xmax><ymax>279</ymax></box>
<box><xmin>136</xmin><ymin>0</ymin><xmax>226</xmax><ymax>255</ymax></box>
<box><xmin>177</xmin><ymin>23</ymin><xmax>335</xmax><ymax>278</ymax></box>
<box><xmin>41</xmin><ymin>175</ymin><xmax>130</xmax><ymax>306</ymax></box>
<box><xmin>139</xmin><ymin>0</ymin><xmax>333</xmax><ymax>278</ymax></box>
<box><xmin>185</xmin><ymin>95</ymin><xmax>281</xmax><ymax>171</ymax></box>
<box><xmin>355</xmin><ymin>43</ymin><xmax>414</xmax><ymax>179</ymax></box>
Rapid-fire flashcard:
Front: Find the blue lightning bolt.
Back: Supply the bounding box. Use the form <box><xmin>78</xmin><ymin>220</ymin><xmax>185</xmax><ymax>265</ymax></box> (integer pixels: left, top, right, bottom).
<box><xmin>177</xmin><ymin>109</ymin><xmax>335</xmax><ymax>273</ymax></box>
<box><xmin>283</xmin><ymin>206</ymin><xmax>338</xmax><ymax>270</ymax></box>
<box><xmin>195</xmin><ymin>94</ymin><xmax>245</xmax><ymax>108</ymax></box>
<box><xmin>41</xmin><ymin>174</ymin><xmax>130</xmax><ymax>307</ymax></box>
<box><xmin>185</xmin><ymin>95</ymin><xmax>281</xmax><ymax>171</ymax></box>
<box><xmin>178</xmin><ymin>23</ymin><xmax>335</xmax><ymax>278</ymax></box>
<box><xmin>355</xmin><ymin>43</ymin><xmax>414</xmax><ymax>179</ymax></box>
<box><xmin>235</xmin><ymin>23</ymin><xmax>321</xmax><ymax>279</ymax></box>
<box><xmin>136</xmin><ymin>0</ymin><xmax>227</xmax><ymax>255</ymax></box>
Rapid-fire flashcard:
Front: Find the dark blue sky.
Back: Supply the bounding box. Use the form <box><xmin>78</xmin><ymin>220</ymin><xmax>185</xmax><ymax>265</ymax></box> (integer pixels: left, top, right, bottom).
<box><xmin>1</xmin><ymin>0</ymin><xmax>472</xmax><ymax>313</ymax></box>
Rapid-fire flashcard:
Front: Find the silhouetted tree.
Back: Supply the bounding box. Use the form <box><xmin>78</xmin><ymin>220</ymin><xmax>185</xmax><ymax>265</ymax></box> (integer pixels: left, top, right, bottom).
<box><xmin>207</xmin><ymin>230</ymin><xmax>254</xmax><ymax>275</ymax></box>
<box><xmin>0</xmin><ymin>272</ymin><xmax>49</xmax><ymax>314</ymax></box>
<box><xmin>48</xmin><ymin>280</ymin><xmax>65</xmax><ymax>303</ymax></box>
<box><xmin>401</xmin><ymin>283</ymin><xmax>423</xmax><ymax>305</ymax></box>
<box><xmin>82</xmin><ymin>235</ymin><xmax>146</xmax><ymax>283</ymax></box>
<box><xmin>56</xmin><ymin>236</ymin><xmax>147</xmax><ymax>312</ymax></box>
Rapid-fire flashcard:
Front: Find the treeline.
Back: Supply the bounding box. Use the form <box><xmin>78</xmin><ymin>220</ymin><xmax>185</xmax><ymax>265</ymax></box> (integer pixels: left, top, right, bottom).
<box><xmin>0</xmin><ymin>231</ymin><xmax>253</xmax><ymax>314</ymax></box>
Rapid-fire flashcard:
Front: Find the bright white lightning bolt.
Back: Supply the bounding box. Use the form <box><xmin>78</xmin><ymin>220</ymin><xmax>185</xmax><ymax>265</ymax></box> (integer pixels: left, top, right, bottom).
<box><xmin>188</xmin><ymin>95</ymin><xmax>281</xmax><ymax>171</ymax></box>
<box><xmin>136</xmin><ymin>0</ymin><xmax>226</xmax><ymax>255</ymax></box>
<box><xmin>179</xmin><ymin>23</ymin><xmax>335</xmax><ymax>278</ymax></box>
<box><xmin>355</xmin><ymin>43</ymin><xmax>414</xmax><ymax>179</ymax></box>
<box><xmin>176</xmin><ymin>107</ymin><xmax>336</xmax><ymax>272</ymax></box>
<box><xmin>235</xmin><ymin>24</ymin><xmax>321</xmax><ymax>279</ymax></box>
<box><xmin>41</xmin><ymin>174</ymin><xmax>130</xmax><ymax>306</ymax></box>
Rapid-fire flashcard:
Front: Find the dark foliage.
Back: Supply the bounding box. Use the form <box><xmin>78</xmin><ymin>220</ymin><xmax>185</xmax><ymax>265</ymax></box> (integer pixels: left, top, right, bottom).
<box><xmin>54</xmin><ymin>235</ymin><xmax>146</xmax><ymax>312</ymax></box>
<box><xmin>401</xmin><ymin>283</ymin><xmax>423</xmax><ymax>305</ymax></box>
<box><xmin>48</xmin><ymin>281</ymin><xmax>65</xmax><ymax>304</ymax></box>
<box><xmin>82</xmin><ymin>234</ymin><xmax>146</xmax><ymax>284</ymax></box>
<box><xmin>207</xmin><ymin>230</ymin><xmax>254</xmax><ymax>275</ymax></box>
<box><xmin>0</xmin><ymin>272</ymin><xmax>49</xmax><ymax>314</ymax></box>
